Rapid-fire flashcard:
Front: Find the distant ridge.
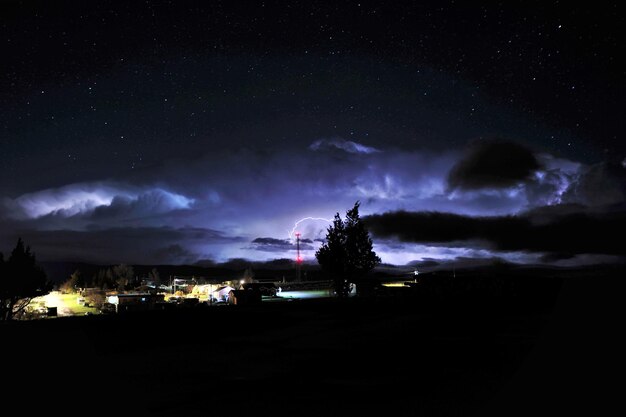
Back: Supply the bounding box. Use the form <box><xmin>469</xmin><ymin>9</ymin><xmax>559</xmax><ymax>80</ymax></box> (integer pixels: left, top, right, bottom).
<box><xmin>39</xmin><ymin>259</ymin><xmax>323</xmax><ymax>284</ymax></box>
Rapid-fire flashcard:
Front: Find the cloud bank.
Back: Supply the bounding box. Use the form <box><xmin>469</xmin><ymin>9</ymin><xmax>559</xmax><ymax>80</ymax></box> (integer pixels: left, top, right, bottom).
<box><xmin>3</xmin><ymin>183</ymin><xmax>193</xmax><ymax>221</ymax></box>
<box><xmin>1</xmin><ymin>138</ymin><xmax>622</xmax><ymax>266</ymax></box>
<box><xmin>365</xmin><ymin>205</ymin><xmax>626</xmax><ymax>257</ymax></box>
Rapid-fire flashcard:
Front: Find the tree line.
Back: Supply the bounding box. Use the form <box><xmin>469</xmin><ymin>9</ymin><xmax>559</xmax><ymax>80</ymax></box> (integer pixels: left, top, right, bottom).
<box><xmin>59</xmin><ymin>265</ymin><xmax>162</xmax><ymax>294</ymax></box>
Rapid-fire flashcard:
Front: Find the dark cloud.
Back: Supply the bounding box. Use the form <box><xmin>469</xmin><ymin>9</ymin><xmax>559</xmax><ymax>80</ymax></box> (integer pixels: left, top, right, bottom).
<box><xmin>192</xmin><ymin>257</ymin><xmax>302</xmax><ymax>272</ymax></box>
<box><xmin>406</xmin><ymin>259</ymin><xmax>441</xmax><ymax>268</ymax></box>
<box><xmin>252</xmin><ymin>237</ymin><xmax>292</xmax><ymax>246</ymax></box>
<box><xmin>447</xmin><ymin>139</ymin><xmax>541</xmax><ymax>190</ymax></box>
<box><xmin>250</xmin><ymin>237</ymin><xmax>314</xmax><ymax>253</ymax></box>
<box><xmin>365</xmin><ymin>206</ymin><xmax>626</xmax><ymax>257</ymax></box>
<box><xmin>539</xmin><ymin>252</ymin><xmax>577</xmax><ymax>263</ymax></box>
<box><xmin>152</xmin><ymin>244</ymin><xmax>199</xmax><ymax>265</ymax></box>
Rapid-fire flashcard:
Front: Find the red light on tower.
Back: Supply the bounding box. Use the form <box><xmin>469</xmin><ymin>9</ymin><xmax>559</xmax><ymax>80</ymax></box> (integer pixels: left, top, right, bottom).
<box><xmin>295</xmin><ymin>232</ymin><xmax>302</xmax><ymax>264</ymax></box>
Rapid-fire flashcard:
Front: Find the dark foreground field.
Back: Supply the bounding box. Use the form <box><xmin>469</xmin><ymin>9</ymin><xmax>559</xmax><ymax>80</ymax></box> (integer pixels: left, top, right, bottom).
<box><xmin>1</xmin><ymin>272</ymin><xmax>624</xmax><ymax>416</ymax></box>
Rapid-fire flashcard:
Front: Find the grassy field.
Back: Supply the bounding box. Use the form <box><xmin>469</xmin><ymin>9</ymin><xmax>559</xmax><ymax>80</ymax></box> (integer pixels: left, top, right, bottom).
<box><xmin>59</xmin><ymin>293</ymin><xmax>99</xmax><ymax>315</ymax></box>
<box><xmin>3</xmin><ymin>272</ymin><xmax>624</xmax><ymax>416</ymax></box>
<box><xmin>32</xmin><ymin>291</ymin><xmax>99</xmax><ymax>317</ymax></box>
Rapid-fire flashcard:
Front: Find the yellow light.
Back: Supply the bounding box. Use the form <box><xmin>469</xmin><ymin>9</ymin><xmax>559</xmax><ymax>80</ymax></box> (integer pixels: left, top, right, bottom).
<box><xmin>381</xmin><ymin>282</ymin><xmax>408</xmax><ymax>288</ymax></box>
<box><xmin>42</xmin><ymin>291</ymin><xmax>61</xmax><ymax>308</ymax></box>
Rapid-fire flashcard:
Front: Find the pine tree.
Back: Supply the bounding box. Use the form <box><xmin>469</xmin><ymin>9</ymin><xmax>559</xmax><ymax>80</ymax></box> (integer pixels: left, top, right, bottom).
<box><xmin>345</xmin><ymin>202</ymin><xmax>381</xmax><ymax>275</ymax></box>
<box><xmin>113</xmin><ymin>264</ymin><xmax>134</xmax><ymax>291</ymax></box>
<box><xmin>0</xmin><ymin>238</ymin><xmax>50</xmax><ymax>320</ymax></box>
<box><xmin>316</xmin><ymin>202</ymin><xmax>381</xmax><ymax>297</ymax></box>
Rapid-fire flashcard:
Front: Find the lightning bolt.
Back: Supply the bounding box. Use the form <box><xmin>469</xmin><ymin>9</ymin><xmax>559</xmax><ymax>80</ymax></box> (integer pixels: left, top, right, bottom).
<box><xmin>288</xmin><ymin>217</ymin><xmax>332</xmax><ymax>240</ymax></box>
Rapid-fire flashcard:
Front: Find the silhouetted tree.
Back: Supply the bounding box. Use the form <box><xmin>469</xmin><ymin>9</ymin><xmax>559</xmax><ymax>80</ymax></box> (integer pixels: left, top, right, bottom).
<box><xmin>148</xmin><ymin>268</ymin><xmax>160</xmax><ymax>285</ymax></box>
<box><xmin>316</xmin><ymin>213</ymin><xmax>346</xmax><ymax>293</ymax></box>
<box><xmin>112</xmin><ymin>264</ymin><xmax>134</xmax><ymax>291</ymax></box>
<box><xmin>242</xmin><ymin>267</ymin><xmax>255</xmax><ymax>283</ymax></box>
<box><xmin>73</xmin><ymin>269</ymin><xmax>85</xmax><ymax>289</ymax></box>
<box><xmin>148</xmin><ymin>268</ymin><xmax>161</xmax><ymax>294</ymax></box>
<box><xmin>316</xmin><ymin>202</ymin><xmax>381</xmax><ymax>297</ymax></box>
<box><xmin>92</xmin><ymin>268</ymin><xmax>114</xmax><ymax>290</ymax></box>
<box><xmin>0</xmin><ymin>238</ymin><xmax>51</xmax><ymax>320</ymax></box>
<box><xmin>85</xmin><ymin>291</ymin><xmax>105</xmax><ymax>310</ymax></box>
<box><xmin>59</xmin><ymin>269</ymin><xmax>83</xmax><ymax>294</ymax></box>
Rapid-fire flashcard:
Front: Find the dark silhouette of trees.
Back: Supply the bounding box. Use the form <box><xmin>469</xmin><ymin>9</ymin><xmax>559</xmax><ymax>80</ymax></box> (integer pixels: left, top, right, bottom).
<box><xmin>85</xmin><ymin>291</ymin><xmax>106</xmax><ymax>310</ymax></box>
<box><xmin>112</xmin><ymin>263</ymin><xmax>134</xmax><ymax>291</ymax></box>
<box><xmin>148</xmin><ymin>267</ymin><xmax>161</xmax><ymax>294</ymax></box>
<box><xmin>92</xmin><ymin>268</ymin><xmax>114</xmax><ymax>290</ymax></box>
<box><xmin>148</xmin><ymin>268</ymin><xmax>160</xmax><ymax>285</ymax></box>
<box><xmin>0</xmin><ymin>238</ymin><xmax>51</xmax><ymax>320</ymax></box>
<box><xmin>316</xmin><ymin>201</ymin><xmax>381</xmax><ymax>297</ymax></box>
<box><xmin>316</xmin><ymin>213</ymin><xmax>347</xmax><ymax>292</ymax></box>
<box><xmin>242</xmin><ymin>267</ymin><xmax>255</xmax><ymax>284</ymax></box>
<box><xmin>59</xmin><ymin>269</ymin><xmax>83</xmax><ymax>294</ymax></box>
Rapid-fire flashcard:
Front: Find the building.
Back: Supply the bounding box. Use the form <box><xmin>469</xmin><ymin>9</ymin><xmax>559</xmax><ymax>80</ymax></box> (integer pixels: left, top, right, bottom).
<box><xmin>106</xmin><ymin>293</ymin><xmax>165</xmax><ymax>313</ymax></box>
<box><xmin>191</xmin><ymin>284</ymin><xmax>235</xmax><ymax>303</ymax></box>
<box><xmin>214</xmin><ymin>285</ymin><xmax>235</xmax><ymax>302</ymax></box>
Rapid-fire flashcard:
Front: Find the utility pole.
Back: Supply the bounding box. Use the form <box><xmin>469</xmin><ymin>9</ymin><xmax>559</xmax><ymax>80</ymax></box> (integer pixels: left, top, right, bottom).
<box><xmin>295</xmin><ymin>232</ymin><xmax>302</xmax><ymax>282</ymax></box>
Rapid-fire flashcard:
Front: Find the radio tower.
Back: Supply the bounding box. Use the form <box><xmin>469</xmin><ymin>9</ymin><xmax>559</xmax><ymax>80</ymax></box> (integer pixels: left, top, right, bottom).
<box><xmin>295</xmin><ymin>232</ymin><xmax>302</xmax><ymax>281</ymax></box>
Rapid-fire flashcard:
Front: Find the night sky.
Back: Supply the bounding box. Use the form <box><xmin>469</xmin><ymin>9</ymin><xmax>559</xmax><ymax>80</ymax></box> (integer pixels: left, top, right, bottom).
<box><xmin>1</xmin><ymin>1</ymin><xmax>624</xmax><ymax>266</ymax></box>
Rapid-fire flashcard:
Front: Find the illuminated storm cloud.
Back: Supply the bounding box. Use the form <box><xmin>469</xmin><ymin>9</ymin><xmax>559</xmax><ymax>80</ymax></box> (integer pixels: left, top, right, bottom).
<box><xmin>4</xmin><ymin>182</ymin><xmax>194</xmax><ymax>220</ymax></box>
<box><xmin>0</xmin><ymin>138</ymin><xmax>618</xmax><ymax>265</ymax></box>
<box><xmin>309</xmin><ymin>138</ymin><xmax>382</xmax><ymax>154</ymax></box>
